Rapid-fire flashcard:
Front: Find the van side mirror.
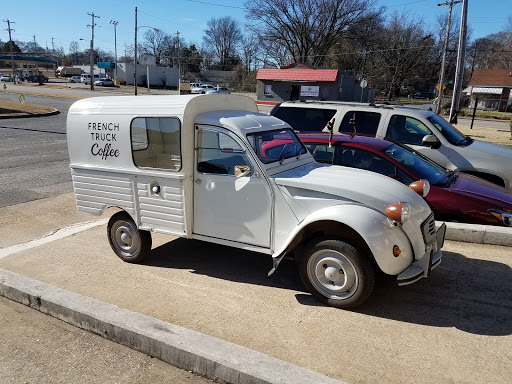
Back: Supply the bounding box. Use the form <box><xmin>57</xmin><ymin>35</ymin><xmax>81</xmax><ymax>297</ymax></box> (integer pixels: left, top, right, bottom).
<box><xmin>422</xmin><ymin>135</ymin><xmax>441</xmax><ymax>149</ymax></box>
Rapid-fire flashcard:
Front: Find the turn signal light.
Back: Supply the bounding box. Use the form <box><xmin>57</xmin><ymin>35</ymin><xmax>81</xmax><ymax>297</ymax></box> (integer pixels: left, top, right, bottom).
<box><xmin>393</xmin><ymin>245</ymin><xmax>401</xmax><ymax>257</ymax></box>
<box><xmin>385</xmin><ymin>202</ymin><xmax>410</xmax><ymax>224</ymax></box>
<box><xmin>409</xmin><ymin>179</ymin><xmax>430</xmax><ymax>197</ymax></box>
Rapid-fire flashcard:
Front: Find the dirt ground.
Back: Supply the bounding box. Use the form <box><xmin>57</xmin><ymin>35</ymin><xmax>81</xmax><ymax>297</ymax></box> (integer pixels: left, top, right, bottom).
<box><xmin>454</xmin><ymin>122</ymin><xmax>512</xmax><ymax>147</ymax></box>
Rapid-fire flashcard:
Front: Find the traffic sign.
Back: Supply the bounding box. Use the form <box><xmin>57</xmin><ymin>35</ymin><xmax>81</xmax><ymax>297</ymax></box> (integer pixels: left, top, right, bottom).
<box><xmin>436</xmin><ymin>83</ymin><xmax>447</xmax><ymax>92</ymax></box>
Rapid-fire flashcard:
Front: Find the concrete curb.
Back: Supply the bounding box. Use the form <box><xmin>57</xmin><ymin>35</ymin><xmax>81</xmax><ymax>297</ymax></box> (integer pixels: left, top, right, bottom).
<box><xmin>0</xmin><ymin>269</ymin><xmax>346</xmax><ymax>384</ymax></box>
<box><xmin>439</xmin><ymin>221</ymin><xmax>512</xmax><ymax>247</ymax></box>
<box><xmin>0</xmin><ymin>108</ymin><xmax>59</xmax><ymax>119</ymax></box>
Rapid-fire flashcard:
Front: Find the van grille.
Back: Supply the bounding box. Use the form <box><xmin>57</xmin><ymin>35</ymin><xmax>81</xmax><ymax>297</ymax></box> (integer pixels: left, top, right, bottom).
<box><xmin>421</xmin><ymin>213</ymin><xmax>436</xmax><ymax>244</ymax></box>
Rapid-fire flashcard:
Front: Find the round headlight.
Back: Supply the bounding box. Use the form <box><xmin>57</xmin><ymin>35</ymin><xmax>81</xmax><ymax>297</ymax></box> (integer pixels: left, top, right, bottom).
<box><xmin>385</xmin><ymin>202</ymin><xmax>411</xmax><ymax>224</ymax></box>
<box><xmin>409</xmin><ymin>179</ymin><xmax>430</xmax><ymax>197</ymax></box>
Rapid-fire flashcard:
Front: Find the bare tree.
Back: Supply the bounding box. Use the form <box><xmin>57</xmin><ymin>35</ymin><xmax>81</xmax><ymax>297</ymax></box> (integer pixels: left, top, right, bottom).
<box><xmin>69</xmin><ymin>41</ymin><xmax>80</xmax><ymax>65</ymax></box>
<box><xmin>203</xmin><ymin>16</ymin><xmax>242</xmax><ymax>70</ymax></box>
<box><xmin>245</xmin><ymin>0</ymin><xmax>378</xmax><ymax>67</ymax></box>
<box><xmin>371</xmin><ymin>11</ymin><xmax>432</xmax><ymax>99</ymax></box>
<box><xmin>240</xmin><ymin>35</ymin><xmax>260</xmax><ymax>72</ymax></box>
<box><xmin>141</xmin><ymin>29</ymin><xmax>170</xmax><ymax>65</ymax></box>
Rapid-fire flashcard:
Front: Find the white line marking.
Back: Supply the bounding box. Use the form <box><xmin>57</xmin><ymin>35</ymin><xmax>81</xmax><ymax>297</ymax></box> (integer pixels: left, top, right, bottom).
<box><xmin>0</xmin><ymin>219</ymin><xmax>109</xmax><ymax>260</ymax></box>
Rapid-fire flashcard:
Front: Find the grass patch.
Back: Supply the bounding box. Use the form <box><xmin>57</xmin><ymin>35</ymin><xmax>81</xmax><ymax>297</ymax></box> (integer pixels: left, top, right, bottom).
<box><xmin>459</xmin><ymin>109</ymin><xmax>512</xmax><ymax>120</ymax></box>
<box><xmin>0</xmin><ymin>99</ymin><xmax>56</xmax><ymax>117</ymax></box>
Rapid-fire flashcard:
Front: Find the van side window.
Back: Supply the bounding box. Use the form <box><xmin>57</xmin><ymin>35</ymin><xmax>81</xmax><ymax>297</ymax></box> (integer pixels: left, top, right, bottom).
<box><xmin>131</xmin><ymin>117</ymin><xmax>181</xmax><ymax>171</ymax></box>
<box><xmin>197</xmin><ymin>129</ymin><xmax>251</xmax><ymax>175</ymax></box>
<box><xmin>339</xmin><ymin>111</ymin><xmax>380</xmax><ymax>136</ymax></box>
<box><xmin>273</xmin><ymin>107</ymin><xmax>336</xmax><ymax>132</ymax></box>
<box><xmin>385</xmin><ymin>115</ymin><xmax>433</xmax><ymax>145</ymax></box>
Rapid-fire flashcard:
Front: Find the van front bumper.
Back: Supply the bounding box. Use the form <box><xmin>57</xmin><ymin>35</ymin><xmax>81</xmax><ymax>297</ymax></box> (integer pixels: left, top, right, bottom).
<box><xmin>397</xmin><ymin>222</ymin><xmax>446</xmax><ymax>286</ymax></box>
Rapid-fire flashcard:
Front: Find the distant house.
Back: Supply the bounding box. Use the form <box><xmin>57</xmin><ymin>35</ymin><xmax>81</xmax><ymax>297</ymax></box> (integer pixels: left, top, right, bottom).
<box><xmin>256</xmin><ymin>63</ymin><xmax>372</xmax><ymax>103</ymax></box>
<box><xmin>466</xmin><ymin>68</ymin><xmax>512</xmax><ymax>112</ymax></box>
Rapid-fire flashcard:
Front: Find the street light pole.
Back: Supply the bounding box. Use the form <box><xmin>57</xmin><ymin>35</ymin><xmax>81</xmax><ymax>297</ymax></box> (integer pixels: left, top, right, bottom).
<box><xmin>134</xmin><ymin>7</ymin><xmax>159</xmax><ymax>96</ymax></box>
<box><xmin>110</xmin><ymin>20</ymin><xmax>118</xmax><ymax>84</ymax></box>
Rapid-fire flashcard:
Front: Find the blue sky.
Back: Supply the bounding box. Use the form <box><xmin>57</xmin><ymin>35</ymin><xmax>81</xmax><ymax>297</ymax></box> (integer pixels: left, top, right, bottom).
<box><xmin>1</xmin><ymin>0</ymin><xmax>510</xmax><ymax>56</ymax></box>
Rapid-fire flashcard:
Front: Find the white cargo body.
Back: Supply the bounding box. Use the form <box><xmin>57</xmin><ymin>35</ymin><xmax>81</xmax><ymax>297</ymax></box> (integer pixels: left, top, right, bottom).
<box><xmin>67</xmin><ymin>94</ymin><xmax>445</xmax><ymax>309</ymax></box>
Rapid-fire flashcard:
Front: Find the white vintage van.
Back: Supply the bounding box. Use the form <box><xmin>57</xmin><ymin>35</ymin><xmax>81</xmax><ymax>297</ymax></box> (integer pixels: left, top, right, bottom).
<box><xmin>66</xmin><ymin>94</ymin><xmax>445</xmax><ymax>309</ymax></box>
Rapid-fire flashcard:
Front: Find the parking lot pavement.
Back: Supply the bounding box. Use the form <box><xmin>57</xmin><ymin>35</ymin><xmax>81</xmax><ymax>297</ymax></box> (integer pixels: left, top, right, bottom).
<box><xmin>0</xmin><ymin>205</ymin><xmax>511</xmax><ymax>384</ymax></box>
<box><xmin>0</xmin><ymin>296</ymin><xmax>216</xmax><ymax>384</ymax></box>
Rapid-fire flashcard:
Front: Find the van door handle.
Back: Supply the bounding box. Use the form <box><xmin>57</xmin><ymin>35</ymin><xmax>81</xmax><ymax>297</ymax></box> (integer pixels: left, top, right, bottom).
<box><xmin>195</xmin><ymin>178</ymin><xmax>202</xmax><ymax>184</ymax></box>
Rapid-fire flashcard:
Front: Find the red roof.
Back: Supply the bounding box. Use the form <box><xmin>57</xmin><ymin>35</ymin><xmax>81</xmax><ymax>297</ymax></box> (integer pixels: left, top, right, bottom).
<box><xmin>469</xmin><ymin>68</ymin><xmax>512</xmax><ymax>87</ymax></box>
<box><xmin>257</xmin><ymin>67</ymin><xmax>338</xmax><ymax>82</ymax></box>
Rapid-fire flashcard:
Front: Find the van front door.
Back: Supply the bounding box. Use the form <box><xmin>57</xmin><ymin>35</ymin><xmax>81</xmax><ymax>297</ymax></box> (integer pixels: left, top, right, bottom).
<box><xmin>193</xmin><ymin>126</ymin><xmax>272</xmax><ymax>248</ymax></box>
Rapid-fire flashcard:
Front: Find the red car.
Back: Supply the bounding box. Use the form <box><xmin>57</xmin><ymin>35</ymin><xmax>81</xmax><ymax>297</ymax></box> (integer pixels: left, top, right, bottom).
<box><xmin>299</xmin><ymin>133</ymin><xmax>512</xmax><ymax>227</ymax></box>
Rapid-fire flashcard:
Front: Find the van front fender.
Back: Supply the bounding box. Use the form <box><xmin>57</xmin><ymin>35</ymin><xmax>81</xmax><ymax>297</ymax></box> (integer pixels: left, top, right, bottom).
<box><xmin>273</xmin><ymin>204</ymin><xmax>415</xmax><ymax>276</ymax></box>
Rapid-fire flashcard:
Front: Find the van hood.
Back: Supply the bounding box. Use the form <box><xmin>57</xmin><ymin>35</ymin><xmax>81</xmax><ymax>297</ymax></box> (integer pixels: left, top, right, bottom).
<box><xmin>466</xmin><ymin>140</ymin><xmax>512</xmax><ymax>160</ymax></box>
<box><xmin>273</xmin><ymin>163</ymin><xmax>430</xmax><ymax>217</ymax></box>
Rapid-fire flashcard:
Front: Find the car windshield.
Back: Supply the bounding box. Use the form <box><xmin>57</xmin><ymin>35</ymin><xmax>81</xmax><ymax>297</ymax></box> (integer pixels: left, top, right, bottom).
<box><xmin>247</xmin><ymin>128</ymin><xmax>307</xmax><ymax>164</ymax></box>
<box><xmin>384</xmin><ymin>143</ymin><xmax>449</xmax><ymax>185</ymax></box>
<box><xmin>427</xmin><ymin>114</ymin><xmax>471</xmax><ymax>146</ymax></box>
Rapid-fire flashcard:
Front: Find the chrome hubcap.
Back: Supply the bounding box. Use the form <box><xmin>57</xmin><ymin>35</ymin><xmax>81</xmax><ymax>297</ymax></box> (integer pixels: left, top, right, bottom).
<box><xmin>112</xmin><ymin>220</ymin><xmax>140</xmax><ymax>256</ymax></box>
<box><xmin>307</xmin><ymin>250</ymin><xmax>358</xmax><ymax>299</ymax></box>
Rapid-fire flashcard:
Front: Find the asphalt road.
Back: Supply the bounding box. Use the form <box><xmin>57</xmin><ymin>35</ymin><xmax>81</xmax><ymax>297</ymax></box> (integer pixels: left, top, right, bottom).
<box><xmin>0</xmin><ymin>98</ymin><xmax>73</xmax><ymax>207</ymax></box>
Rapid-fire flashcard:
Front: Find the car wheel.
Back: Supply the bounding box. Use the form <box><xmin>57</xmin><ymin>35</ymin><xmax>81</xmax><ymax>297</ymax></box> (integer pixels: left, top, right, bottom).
<box><xmin>107</xmin><ymin>211</ymin><xmax>152</xmax><ymax>263</ymax></box>
<box><xmin>299</xmin><ymin>238</ymin><xmax>375</xmax><ymax>309</ymax></box>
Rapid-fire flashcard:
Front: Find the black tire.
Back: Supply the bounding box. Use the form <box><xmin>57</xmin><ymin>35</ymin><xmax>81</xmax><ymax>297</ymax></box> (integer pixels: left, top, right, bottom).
<box><xmin>107</xmin><ymin>211</ymin><xmax>152</xmax><ymax>263</ymax></box>
<box><xmin>299</xmin><ymin>239</ymin><xmax>375</xmax><ymax>309</ymax></box>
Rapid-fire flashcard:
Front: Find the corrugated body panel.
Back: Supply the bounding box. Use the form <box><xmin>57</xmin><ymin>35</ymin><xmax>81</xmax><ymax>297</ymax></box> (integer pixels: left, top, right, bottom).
<box><xmin>71</xmin><ymin>168</ymin><xmax>135</xmax><ymax>216</ymax></box>
<box><xmin>137</xmin><ymin>178</ymin><xmax>185</xmax><ymax>234</ymax></box>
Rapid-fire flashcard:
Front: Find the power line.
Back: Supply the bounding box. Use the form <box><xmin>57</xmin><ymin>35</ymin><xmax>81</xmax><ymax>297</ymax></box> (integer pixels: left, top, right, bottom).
<box><xmin>186</xmin><ymin>0</ymin><xmax>245</xmax><ymax>10</ymax></box>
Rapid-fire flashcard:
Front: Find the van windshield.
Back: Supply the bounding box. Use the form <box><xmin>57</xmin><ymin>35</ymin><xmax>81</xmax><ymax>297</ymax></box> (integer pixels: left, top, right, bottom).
<box><xmin>427</xmin><ymin>114</ymin><xmax>471</xmax><ymax>146</ymax></box>
<box><xmin>247</xmin><ymin>128</ymin><xmax>307</xmax><ymax>164</ymax></box>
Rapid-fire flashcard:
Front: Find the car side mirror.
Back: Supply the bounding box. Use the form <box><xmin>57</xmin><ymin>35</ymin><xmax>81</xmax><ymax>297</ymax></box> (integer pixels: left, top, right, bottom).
<box><xmin>234</xmin><ymin>165</ymin><xmax>251</xmax><ymax>178</ymax></box>
<box><xmin>422</xmin><ymin>135</ymin><xmax>441</xmax><ymax>149</ymax></box>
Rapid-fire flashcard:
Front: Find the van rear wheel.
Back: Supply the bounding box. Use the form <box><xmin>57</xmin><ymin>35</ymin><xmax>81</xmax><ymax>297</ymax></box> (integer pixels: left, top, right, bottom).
<box><xmin>107</xmin><ymin>212</ymin><xmax>152</xmax><ymax>263</ymax></box>
<box><xmin>299</xmin><ymin>239</ymin><xmax>375</xmax><ymax>309</ymax></box>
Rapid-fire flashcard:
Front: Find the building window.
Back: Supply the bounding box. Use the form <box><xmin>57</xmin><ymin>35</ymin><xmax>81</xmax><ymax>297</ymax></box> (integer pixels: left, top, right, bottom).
<box><xmin>264</xmin><ymin>84</ymin><xmax>272</xmax><ymax>95</ymax></box>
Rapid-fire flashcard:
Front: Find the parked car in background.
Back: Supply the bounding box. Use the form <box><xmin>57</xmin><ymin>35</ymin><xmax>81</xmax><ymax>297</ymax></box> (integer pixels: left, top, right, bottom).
<box><xmin>191</xmin><ymin>84</ymin><xmax>214</xmax><ymax>94</ymax></box>
<box><xmin>206</xmin><ymin>86</ymin><xmax>231</xmax><ymax>94</ymax></box>
<box><xmin>24</xmin><ymin>74</ymin><xmax>48</xmax><ymax>83</ymax></box>
<box><xmin>81</xmin><ymin>74</ymin><xmax>100</xmax><ymax>84</ymax></box>
<box><xmin>68</xmin><ymin>76</ymin><xmax>81</xmax><ymax>83</ymax></box>
<box><xmin>94</xmin><ymin>78</ymin><xmax>115</xmax><ymax>86</ymax></box>
<box><xmin>270</xmin><ymin>101</ymin><xmax>512</xmax><ymax>190</ymax></box>
<box><xmin>0</xmin><ymin>74</ymin><xmax>13</xmax><ymax>82</ymax></box>
<box><xmin>409</xmin><ymin>92</ymin><xmax>436</xmax><ymax>100</ymax></box>
<box><xmin>298</xmin><ymin>133</ymin><xmax>512</xmax><ymax>227</ymax></box>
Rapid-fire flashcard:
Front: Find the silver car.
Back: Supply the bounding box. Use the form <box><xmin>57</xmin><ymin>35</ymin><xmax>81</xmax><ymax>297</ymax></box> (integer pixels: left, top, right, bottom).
<box><xmin>206</xmin><ymin>86</ymin><xmax>231</xmax><ymax>94</ymax></box>
<box><xmin>191</xmin><ymin>84</ymin><xmax>214</xmax><ymax>94</ymax></box>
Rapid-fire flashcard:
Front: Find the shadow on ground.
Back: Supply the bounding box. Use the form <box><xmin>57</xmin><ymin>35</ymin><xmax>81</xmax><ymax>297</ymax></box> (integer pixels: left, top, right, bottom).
<box><xmin>145</xmin><ymin>239</ymin><xmax>512</xmax><ymax>337</ymax></box>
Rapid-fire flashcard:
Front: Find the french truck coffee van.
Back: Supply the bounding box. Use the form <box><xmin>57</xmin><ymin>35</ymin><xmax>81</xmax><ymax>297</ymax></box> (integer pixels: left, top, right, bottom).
<box><xmin>66</xmin><ymin>94</ymin><xmax>445</xmax><ymax>308</ymax></box>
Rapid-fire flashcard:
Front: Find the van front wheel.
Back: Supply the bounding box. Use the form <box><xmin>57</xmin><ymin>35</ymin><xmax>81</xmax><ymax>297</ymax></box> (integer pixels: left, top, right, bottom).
<box><xmin>299</xmin><ymin>239</ymin><xmax>375</xmax><ymax>309</ymax></box>
<box><xmin>107</xmin><ymin>212</ymin><xmax>152</xmax><ymax>263</ymax></box>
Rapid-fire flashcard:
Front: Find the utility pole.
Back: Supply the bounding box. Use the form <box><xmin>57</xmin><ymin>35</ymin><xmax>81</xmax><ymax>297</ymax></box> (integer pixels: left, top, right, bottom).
<box><xmin>109</xmin><ymin>20</ymin><xmax>119</xmax><ymax>84</ymax></box>
<box><xmin>3</xmin><ymin>19</ymin><xmax>16</xmax><ymax>84</ymax></box>
<box><xmin>87</xmin><ymin>12</ymin><xmax>100</xmax><ymax>91</ymax></box>
<box><xmin>449</xmin><ymin>0</ymin><xmax>468</xmax><ymax>123</ymax></box>
<box><xmin>33</xmin><ymin>35</ymin><xmax>37</xmax><ymax>52</ymax></box>
<box><xmin>174</xmin><ymin>31</ymin><xmax>181</xmax><ymax>94</ymax></box>
<box><xmin>436</xmin><ymin>0</ymin><xmax>462</xmax><ymax>115</ymax></box>
<box><xmin>134</xmin><ymin>6</ymin><xmax>138</xmax><ymax>95</ymax></box>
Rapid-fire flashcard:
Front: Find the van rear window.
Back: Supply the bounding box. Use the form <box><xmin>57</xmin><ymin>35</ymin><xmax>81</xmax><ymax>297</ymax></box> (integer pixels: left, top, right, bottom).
<box><xmin>273</xmin><ymin>107</ymin><xmax>336</xmax><ymax>132</ymax></box>
<box><xmin>131</xmin><ymin>117</ymin><xmax>181</xmax><ymax>171</ymax></box>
